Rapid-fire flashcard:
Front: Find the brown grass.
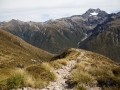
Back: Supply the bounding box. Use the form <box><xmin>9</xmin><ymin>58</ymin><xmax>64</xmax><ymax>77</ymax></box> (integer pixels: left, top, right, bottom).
<box><xmin>63</xmin><ymin>48</ymin><xmax>120</xmax><ymax>89</ymax></box>
<box><xmin>0</xmin><ymin>62</ymin><xmax>56</xmax><ymax>89</ymax></box>
<box><xmin>0</xmin><ymin>29</ymin><xmax>53</xmax><ymax>68</ymax></box>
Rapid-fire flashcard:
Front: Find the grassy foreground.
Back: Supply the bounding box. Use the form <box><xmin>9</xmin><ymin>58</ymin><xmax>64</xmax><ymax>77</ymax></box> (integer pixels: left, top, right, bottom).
<box><xmin>50</xmin><ymin>48</ymin><xmax>120</xmax><ymax>90</ymax></box>
<box><xmin>0</xmin><ymin>63</ymin><xmax>56</xmax><ymax>90</ymax></box>
<box><xmin>64</xmin><ymin>49</ymin><xmax>120</xmax><ymax>90</ymax></box>
<box><xmin>0</xmin><ymin>48</ymin><xmax>120</xmax><ymax>90</ymax></box>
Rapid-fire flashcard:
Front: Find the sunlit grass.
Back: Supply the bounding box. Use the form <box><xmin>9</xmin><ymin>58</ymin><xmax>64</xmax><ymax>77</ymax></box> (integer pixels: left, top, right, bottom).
<box><xmin>0</xmin><ymin>62</ymin><xmax>57</xmax><ymax>89</ymax></box>
<box><xmin>74</xmin><ymin>84</ymin><xmax>87</xmax><ymax>90</ymax></box>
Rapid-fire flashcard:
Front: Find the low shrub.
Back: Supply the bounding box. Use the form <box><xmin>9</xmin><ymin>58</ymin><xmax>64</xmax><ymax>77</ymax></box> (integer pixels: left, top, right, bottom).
<box><xmin>3</xmin><ymin>68</ymin><xmax>45</xmax><ymax>89</ymax></box>
<box><xmin>26</xmin><ymin>64</ymin><xmax>56</xmax><ymax>82</ymax></box>
<box><xmin>58</xmin><ymin>60</ymin><xmax>67</xmax><ymax>66</ymax></box>
<box><xmin>70</xmin><ymin>70</ymin><xmax>93</xmax><ymax>85</ymax></box>
<box><xmin>6</xmin><ymin>69</ymin><xmax>25</xmax><ymax>89</ymax></box>
<box><xmin>50</xmin><ymin>61</ymin><xmax>62</xmax><ymax>69</ymax></box>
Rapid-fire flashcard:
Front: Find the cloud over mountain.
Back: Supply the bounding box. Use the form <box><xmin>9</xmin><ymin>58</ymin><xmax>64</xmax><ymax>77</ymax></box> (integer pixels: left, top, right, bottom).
<box><xmin>0</xmin><ymin>0</ymin><xmax>120</xmax><ymax>22</ymax></box>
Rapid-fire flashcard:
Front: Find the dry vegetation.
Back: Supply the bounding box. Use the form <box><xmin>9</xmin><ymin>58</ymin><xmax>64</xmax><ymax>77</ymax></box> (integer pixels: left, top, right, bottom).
<box><xmin>0</xmin><ymin>29</ymin><xmax>56</xmax><ymax>89</ymax></box>
<box><xmin>0</xmin><ymin>29</ymin><xmax>53</xmax><ymax>68</ymax></box>
<box><xmin>0</xmin><ymin>34</ymin><xmax>120</xmax><ymax>90</ymax></box>
<box><xmin>50</xmin><ymin>48</ymin><xmax>120</xmax><ymax>90</ymax></box>
<box><xmin>64</xmin><ymin>49</ymin><xmax>120</xmax><ymax>90</ymax></box>
<box><xmin>0</xmin><ymin>63</ymin><xmax>57</xmax><ymax>90</ymax></box>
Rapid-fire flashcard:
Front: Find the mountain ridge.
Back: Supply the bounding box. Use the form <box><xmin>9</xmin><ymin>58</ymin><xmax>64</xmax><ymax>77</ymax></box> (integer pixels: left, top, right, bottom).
<box><xmin>79</xmin><ymin>12</ymin><xmax>120</xmax><ymax>62</ymax></box>
<box><xmin>0</xmin><ymin>8</ymin><xmax>108</xmax><ymax>54</ymax></box>
<box><xmin>1</xmin><ymin>9</ymin><xmax>120</xmax><ymax>62</ymax></box>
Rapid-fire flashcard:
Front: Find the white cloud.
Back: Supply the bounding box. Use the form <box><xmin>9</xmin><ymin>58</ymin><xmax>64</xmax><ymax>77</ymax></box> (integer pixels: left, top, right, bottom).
<box><xmin>0</xmin><ymin>0</ymin><xmax>120</xmax><ymax>22</ymax></box>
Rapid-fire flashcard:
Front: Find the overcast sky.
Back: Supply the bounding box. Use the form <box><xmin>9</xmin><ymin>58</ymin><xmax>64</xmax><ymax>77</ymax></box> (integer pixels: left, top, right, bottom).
<box><xmin>0</xmin><ymin>0</ymin><xmax>120</xmax><ymax>22</ymax></box>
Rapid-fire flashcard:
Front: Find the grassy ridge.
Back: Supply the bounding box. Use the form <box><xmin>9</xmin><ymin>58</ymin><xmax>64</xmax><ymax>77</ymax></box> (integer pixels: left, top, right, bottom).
<box><xmin>0</xmin><ymin>29</ymin><xmax>52</xmax><ymax>68</ymax></box>
<box><xmin>0</xmin><ymin>41</ymin><xmax>120</xmax><ymax>90</ymax></box>
<box><xmin>51</xmin><ymin>48</ymin><xmax>120</xmax><ymax>90</ymax></box>
<box><xmin>1</xmin><ymin>19</ymin><xmax>85</xmax><ymax>54</ymax></box>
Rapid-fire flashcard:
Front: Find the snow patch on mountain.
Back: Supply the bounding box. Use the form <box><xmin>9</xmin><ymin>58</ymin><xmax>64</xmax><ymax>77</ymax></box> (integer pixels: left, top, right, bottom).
<box><xmin>90</xmin><ymin>12</ymin><xmax>98</xmax><ymax>15</ymax></box>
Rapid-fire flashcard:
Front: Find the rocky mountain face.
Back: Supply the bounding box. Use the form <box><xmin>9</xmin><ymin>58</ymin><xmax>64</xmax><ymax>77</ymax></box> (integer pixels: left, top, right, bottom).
<box><xmin>0</xmin><ymin>8</ymin><xmax>108</xmax><ymax>54</ymax></box>
<box><xmin>79</xmin><ymin>12</ymin><xmax>120</xmax><ymax>62</ymax></box>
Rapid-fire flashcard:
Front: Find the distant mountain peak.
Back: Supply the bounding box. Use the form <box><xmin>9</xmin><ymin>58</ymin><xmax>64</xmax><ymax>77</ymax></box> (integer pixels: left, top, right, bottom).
<box><xmin>88</xmin><ymin>8</ymin><xmax>101</xmax><ymax>12</ymax></box>
<box><xmin>82</xmin><ymin>8</ymin><xmax>108</xmax><ymax>18</ymax></box>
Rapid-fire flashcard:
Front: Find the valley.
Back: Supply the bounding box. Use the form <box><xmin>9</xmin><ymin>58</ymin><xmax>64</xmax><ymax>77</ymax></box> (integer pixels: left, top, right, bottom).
<box><xmin>0</xmin><ymin>8</ymin><xmax>120</xmax><ymax>90</ymax></box>
<box><xmin>1</xmin><ymin>8</ymin><xmax>120</xmax><ymax>63</ymax></box>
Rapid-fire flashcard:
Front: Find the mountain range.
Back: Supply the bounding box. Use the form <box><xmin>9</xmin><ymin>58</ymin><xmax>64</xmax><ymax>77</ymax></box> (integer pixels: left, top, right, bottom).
<box><xmin>0</xmin><ymin>8</ymin><xmax>120</xmax><ymax>89</ymax></box>
<box><xmin>0</xmin><ymin>8</ymin><xmax>120</xmax><ymax>62</ymax></box>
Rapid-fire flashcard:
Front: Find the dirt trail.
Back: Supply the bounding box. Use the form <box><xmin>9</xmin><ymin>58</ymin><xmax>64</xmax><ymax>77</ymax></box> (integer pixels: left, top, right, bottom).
<box><xmin>41</xmin><ymin>60</ymin><xmax>76</xmax><ymax>90</ymax></box>
<box><xmin>19</xmin><ymin>51</ymin><xmax>101</xmax><ymax>90</ymax></box>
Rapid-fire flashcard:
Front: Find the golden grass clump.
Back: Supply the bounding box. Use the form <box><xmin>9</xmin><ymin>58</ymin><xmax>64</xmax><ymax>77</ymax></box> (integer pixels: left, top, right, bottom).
<box><xmin>70</xmin><ymin>70</ymin><xmax>93</xmax><ymax>85</ymax></box>
<box><xmin>67</xmin><ymin>49</ymin><xmax>120</xmax><ymax>89</ymax></box>
<box><xmin>0</xmin><ymin>62</ymin><xmax>57</xmax><ymax>90</ymax></box>
<box><xmin>6</xmin><ymin>68</ymin><xmax>45</xmax><ymax>89</ymax></box>
<box><xmin>26</xmin><ymin>63</ymin><xmax>57</xmax><ymax>83</ymax></box>
<box><xmin>41</xmin><ymin>62</ymin><xmax>53</xmax><ymax>71</ymax></box>
<box><xmin>56</xmin><ymin>59</ymin><xmax>68</xmax><ymax>66</ymax></box>
<box><xmin>50</xmin><ymin>59</ymin><xmax>68</xmax><ymax>69</ymax></box>
<box><xmin>74</xmin><ymin>84</ymin><xmax>87</xmax><ymax>90</ymax></box>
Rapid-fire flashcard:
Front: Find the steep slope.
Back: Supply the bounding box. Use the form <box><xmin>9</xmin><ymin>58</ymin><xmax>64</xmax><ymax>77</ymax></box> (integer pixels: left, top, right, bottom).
<box><xmin>0</xmin><ymin>8</ymin><xmax>108</xmax><ymax>54</ymax></box>
<box><xmin>79</xmin><ymin>12</ymin><xmax>120</xmax><ymax>62</ymax></box>
<box><xmin>0</xmin><ymin>29</ymin><xmax>52</xmax><ymax>68</ymax></box>
<box><xmin>45</xmin><ymin>48</ymin><xmax>120</xmax><ymax>90</ymax></box>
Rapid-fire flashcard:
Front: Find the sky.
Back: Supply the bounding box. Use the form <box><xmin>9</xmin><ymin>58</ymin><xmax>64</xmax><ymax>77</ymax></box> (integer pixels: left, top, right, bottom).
<box><xmin>0</xmin><ymin>0</ymin><xmax>120</xmax><ymax>22</ymax></box>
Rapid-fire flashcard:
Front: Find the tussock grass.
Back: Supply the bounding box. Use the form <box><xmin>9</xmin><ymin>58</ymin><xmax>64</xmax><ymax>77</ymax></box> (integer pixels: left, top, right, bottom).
<box><xmin>0</xmin><ymin>75</ymin><xmax>8</xmax><ymax>89</ymax></box>
<box><xmin>41</xmin><ymin>62</ymin><xmax>53</xmax><ymax>70</ymax></box>
<box><xmin>6</xmin><ymin>69</ymin><xmax>26</xmax><ymax>89</ymax></box>
<box><xmin>74</xmin><ymin>84</ymin><xmax>87</xmax><ymax>90</ymax></box>
<box><xmin>6</xmin><ymin>69</ymin><xmax>45</xmax><ymax>89</ymax></box>
<box><xmin>0</xmin><ymin>62</ymin><xmax>56</xmax><ymax>89</ymax></box>
<box><xmin>58</xmin><ymin>59</ymin><xmax>67</xmax><ymax>66</ymax></box>
<box><xmin>64</xmin><ymin>48</ymin><xmax>120</xmax><ymax>89</ymax></box>
<box><xmin>50</xmin><ymin>59</ymin><xmax>68</xmax><ymax>69</ymax></box>
<box><xmin>70</xmin><ymin>69</ymin><xmax>93</xmax><ymax>86</ymax></box>
<box><xmin>26</xmin><ymin>63</ymin><xmax>56</xmax><ymax>83</ymax></box>
<box><xmin>50</xmin><ymin>61</ymin><xmax>62</xmax><ymax>69</ymax></box>
<box><xmin>0</xmin><ymin>48</ymin><xmax>120</xmax><ymax>89</ymax></box>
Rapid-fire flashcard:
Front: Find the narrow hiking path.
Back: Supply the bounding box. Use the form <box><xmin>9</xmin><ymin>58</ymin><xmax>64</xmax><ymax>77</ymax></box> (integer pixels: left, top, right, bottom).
<box><xmin>41</xmin><ymin>51</ymin><xmax>86</xmax><ymax>90</ymax></box>
<box><xmin>41</xmin><ymin>60</ymin><xmax>76</xmax><ymax>90</ymax></box>
<box><xmin>41</xmin><ymin>50</ymin><xmax>101</xmax><ymax>90</ymax></box>
<box><xmin>16</xmin><ymin>51</ymin><xmax>101</xmax><ymax>90</ymax></box>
